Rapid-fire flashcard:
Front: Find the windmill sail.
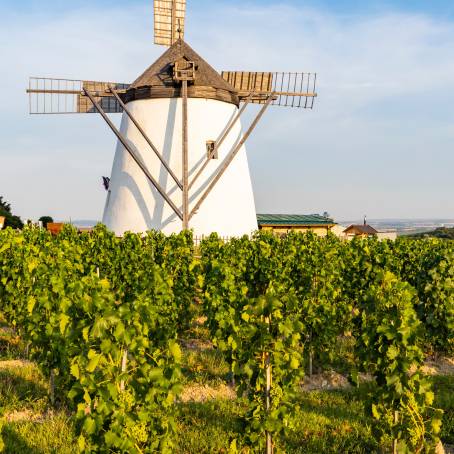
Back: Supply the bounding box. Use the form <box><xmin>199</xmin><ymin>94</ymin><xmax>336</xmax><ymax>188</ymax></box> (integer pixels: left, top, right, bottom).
<box><xmin>27</xmin><ymin>78</ymin><xmax>129</xmax><ymax>114</ymax></box>
<box><xmin>154</xmin><ymin>0</ymin><xmax>186</xmax><ymax>46</ymax></box>
<box><xmin>221</xmin><ymin>71</ymin><xmax>317</xmax><ymax>108</ymax></box>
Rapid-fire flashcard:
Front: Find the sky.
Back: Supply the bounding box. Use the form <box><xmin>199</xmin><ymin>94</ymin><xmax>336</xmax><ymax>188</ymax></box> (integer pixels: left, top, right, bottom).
<box><xmin>1</xmin><ymin>0</ymin><xmax>454</xmax><ymax>222</ymax></box>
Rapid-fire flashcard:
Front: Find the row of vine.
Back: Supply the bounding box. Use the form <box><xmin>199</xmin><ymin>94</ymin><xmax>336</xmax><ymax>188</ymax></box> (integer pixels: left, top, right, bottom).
<box><xmin>0</xmin><ymin>226</ymin><xmax>452</xmax><ymax>452</ymax></box>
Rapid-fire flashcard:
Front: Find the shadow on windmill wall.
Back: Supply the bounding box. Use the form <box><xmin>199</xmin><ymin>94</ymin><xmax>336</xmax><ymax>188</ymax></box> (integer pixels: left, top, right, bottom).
<box><xmin>155</xmin><ymin>98</ymin><xmax>179</xmax><ymax>229</ymax></box>
<box><xmin>189</xmin><ymin>130</ymin><xmax>242</xmax><ymax>206</ymax></box>
<box><xmin>106</xmin><ymin>97</ymin><xmax>244</xmax><ymax>231</ymax></box>
<box><xmin>117</xmin><ymin>170</ymin><xmax>155</xmax><ymax>228</ymax></box>
<box><xmin>186</xmin><ymin>107</ymin><xmax>237</xmax><ymax>180</ymax></box>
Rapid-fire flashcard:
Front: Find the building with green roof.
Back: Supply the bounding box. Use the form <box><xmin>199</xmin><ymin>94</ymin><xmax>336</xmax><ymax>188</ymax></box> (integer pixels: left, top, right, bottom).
<box><xmin>257</xmin><ymin>214</ymin><xmax>337</xmax><ymax>236</ymax></box>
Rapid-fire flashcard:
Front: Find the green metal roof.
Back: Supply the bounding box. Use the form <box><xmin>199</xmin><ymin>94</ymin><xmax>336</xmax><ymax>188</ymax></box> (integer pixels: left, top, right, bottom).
<box><xmin>257</xmin><ymin>214</ymin><xmax>335</xmax><ymax>226</ymax></box>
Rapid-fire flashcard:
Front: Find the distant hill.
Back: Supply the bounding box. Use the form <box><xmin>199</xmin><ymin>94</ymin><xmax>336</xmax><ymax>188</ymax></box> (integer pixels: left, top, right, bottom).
<box><xmin>409</xmin><ymin>227</ymin><xmax>454</xmax><ymax>240</ymax></box>
<box><xmin>339</xmin><ymin>219</ymin><xmax>454</xmax><ymax>236</ymax></box>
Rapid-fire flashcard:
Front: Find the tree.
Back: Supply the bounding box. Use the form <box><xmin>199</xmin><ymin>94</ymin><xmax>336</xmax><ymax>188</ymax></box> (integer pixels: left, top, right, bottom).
<box><xmin>0</xmin><ymin>196</ymin><xmax>24</xmax><ymax>229</ymax></box>
<box><xmin>39</xmin><ymin>216</ymin><xmax>54</xmax><ymax>229</ymax></box>
<box><xmin>410</xmin><ymin>227</ymin><xmax>454</xmax><ymax>240</ymax></box>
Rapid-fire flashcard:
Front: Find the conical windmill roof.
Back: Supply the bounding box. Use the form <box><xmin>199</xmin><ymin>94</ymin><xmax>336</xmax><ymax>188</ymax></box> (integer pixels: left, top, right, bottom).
<box><xmin>124</xmin><ymin>39</ymin><xmax>239</xmax><ymax>106</ymax></box>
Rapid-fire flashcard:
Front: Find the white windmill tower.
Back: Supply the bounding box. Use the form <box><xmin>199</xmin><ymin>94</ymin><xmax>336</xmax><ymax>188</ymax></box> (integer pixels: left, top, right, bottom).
<box><xmin>27</xmin><ymin>1</ymin><xmax>317</xmax><ymax>237</ymax></box>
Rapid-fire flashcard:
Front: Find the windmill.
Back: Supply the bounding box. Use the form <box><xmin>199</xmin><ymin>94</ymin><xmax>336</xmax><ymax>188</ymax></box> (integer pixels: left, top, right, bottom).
<box><xmin>27</xmin><ymin>0</ymin><xmax>317</xmax><ymax>237</ymax></box>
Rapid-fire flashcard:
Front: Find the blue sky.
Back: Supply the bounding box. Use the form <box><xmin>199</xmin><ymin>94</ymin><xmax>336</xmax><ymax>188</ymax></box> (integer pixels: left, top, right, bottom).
<box><xmin>1</xmin><ymin>0</ymin><xmax>453</xmax><ymax>222</ymax></box>
<box><xmin>5</xmin><ymin>0</ymin><xmax>454</xmax><ymax>18</ymax></box>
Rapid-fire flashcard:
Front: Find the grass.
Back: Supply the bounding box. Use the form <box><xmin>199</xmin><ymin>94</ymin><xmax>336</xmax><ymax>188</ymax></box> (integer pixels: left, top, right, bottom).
<box><xmin>175</xmin><ymin>388</ymin><xmax>378</xmax><ymax>453</ymax></box>
<box><xmin>0</xmin><ymin>328</ymin><xmax>452</xmax><ymax>453</ymax></box>
<box><xmin>2</xmin><ymin>414</ymin><xmax>76</xmax><ymax>454</ymax></box>
<box><xmin>0</xmin><ymin>361</ymin><xmax>48</xmax><ymax>414</ymax></box>
<box><xmin>0</xmin><ymin>360</ymin><xmax>76</xmax><ymax>454</ymax></box>
<box><xmin>182</xmin><ymin>348</ymin><xmax>230</xmax><ymax>385</ymax></box>
<box><xmin>177</xmin><ymin>400</ymin><xmax>244</xmax><ymax>452</ymax></box>
<box><xmin>433</xmin><ymin>375</ymin><xmax>454</xmax><ymax>444</ymax></box>
<box><xmin>284</xmin><ymin>388</ymin><xmax>379</xmax><ymax>453</ymax></box>
<box><xmin>0</xmin><ymin>349</ymin><xmax>380</xmax><ymax>453</ymax></box>
<box><xmin>0</xmin><ymin>326</ymin><xmax>25</xmax><ymax>360</ymax></box>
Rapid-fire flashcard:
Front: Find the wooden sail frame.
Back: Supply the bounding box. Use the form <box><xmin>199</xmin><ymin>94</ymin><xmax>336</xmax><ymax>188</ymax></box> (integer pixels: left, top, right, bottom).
<box><xmin>27</xmin><ymin>69</ymin><xmax>318</xmax><ymax>114</ymax></box>
<box><xmin>221</xmin><ymin>71</ymin><xmax>317</xmax><ymax>108</ymax></box>
<box><xmin>27</xmin><ymin>78</ymin><xmax>129</xmax><ymax>114</ymax></box>
<box><xmin>154</xmin><ymin>0</ymin><xmax>186</xmax><ymax>46</ymax></box>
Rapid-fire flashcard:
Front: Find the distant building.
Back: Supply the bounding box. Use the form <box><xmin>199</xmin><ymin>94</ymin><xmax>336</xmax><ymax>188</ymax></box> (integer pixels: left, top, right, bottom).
<box><xmin>46</xmin><ymin>222</ymin><xmax>64</xmax><ymax>235</ymax></box>
<box><xmin>257</xmin><ymin>214</ymin><xmax>336</xmax><ymax>236</ymax></box>
<box><xmin>342</xmin><ymin>224</ymin><xmax>397</xmax><ymax>241</ymax></box>
<box><xmin>343</xmin><ymin>224</ymin><xmax>378</xmax><ymax>239</ymax></box>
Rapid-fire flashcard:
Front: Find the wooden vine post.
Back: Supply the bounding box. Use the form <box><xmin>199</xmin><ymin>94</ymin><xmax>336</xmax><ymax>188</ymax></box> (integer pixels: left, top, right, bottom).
<box><xmin>393</xmin><ymin>410</ymin><xmax>399</xmax><ymax>454</ymax></box>
<box><xmin>120</xmin><ymin>349</ymin><xmax>128</xmax><ymax>392</ymax></box>
<box><xmin>50</xmin><ymin>369</ymin><xmax>55</xmax><ymax>406</ymax></box>
<box><xmin>308</xmin><ymin>346</ymin><xmax>313</xmax><ymax>377</ymax></box>
<box><xmin>265</xmin><ymin>352</ymin><xmax>272</xmax><ymax>454</ymax></box>
<box><xmin>265</xmin><ymin>315</ymin><xmax>273</xmax><ymax>454</ymax></box>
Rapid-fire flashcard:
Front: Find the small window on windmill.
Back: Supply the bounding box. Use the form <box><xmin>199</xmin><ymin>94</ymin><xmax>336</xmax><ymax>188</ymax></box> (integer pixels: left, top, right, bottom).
<box><xmin>174</xmin><ymin>60</ymin><xmax>196</xmax><ymax>81</ymax></box>
<box><xmin>206</xmin><ymin>141</ymin><xmax>217</xmax><ymax>159</ymax></box>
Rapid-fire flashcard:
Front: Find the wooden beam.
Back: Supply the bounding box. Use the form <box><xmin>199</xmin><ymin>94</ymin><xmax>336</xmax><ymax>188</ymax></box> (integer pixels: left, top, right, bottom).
<box><xmin>108</xmin><ymin>86</ymin><xmax>182</xmax><ymax>191</ymax></box>
<box><xmin>189</xmin><ymin>94</ymin><xmax>275</xmax><ymax>220</ymax></box>
<box><xmin>238</xmin><ymin>91</ymin><xmax>317</xmax><ymax>98</ymax></box>
<box><xmin>26</xmin><ymin>89</ymin><xmax>128</xmax><ymax>96</ymax></box>
<box><xmin>26</xmin><ymin>89</ymin><xmax>82</xmax><ymax>95</ymax></box>
<box><xmin>83</xmin><ymin>88</ymin><xmax>183</xmax><ymax>221</ymax></box>
<box><xmin>182</xmin><ymin>79</ymin><xmax>189</xmax><ymax>229</ymax></box>
<box><xmin>171</xmin><ymin>0</ymin><xmax>177</xmax><ymax>44</ymax></box>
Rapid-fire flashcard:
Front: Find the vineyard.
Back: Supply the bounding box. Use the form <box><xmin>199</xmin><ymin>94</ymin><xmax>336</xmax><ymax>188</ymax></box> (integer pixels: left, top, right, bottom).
<box><xmin>0</xmin><ymin>225</ymin><xmax>453</xmax><ymax>453</ymax></box>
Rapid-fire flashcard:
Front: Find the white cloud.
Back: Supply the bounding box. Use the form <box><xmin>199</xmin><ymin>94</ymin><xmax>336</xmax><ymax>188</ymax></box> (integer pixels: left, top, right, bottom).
<box><xmin>1</xmin><ymin>2</ymin><xmax>453</xmax><ymax>220</ymax></box>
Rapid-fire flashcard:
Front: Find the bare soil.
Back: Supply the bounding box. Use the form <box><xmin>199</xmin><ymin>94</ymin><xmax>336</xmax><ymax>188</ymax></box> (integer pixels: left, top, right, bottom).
<box><xmin>422</xmin><ymin>356</ymin><xmax>454</xmax><ymax>376</ymax></box>
<box><xmin>180</xmin><ymin>383</ymin><xmax>235</xmax><ymax>403</ymax></box>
